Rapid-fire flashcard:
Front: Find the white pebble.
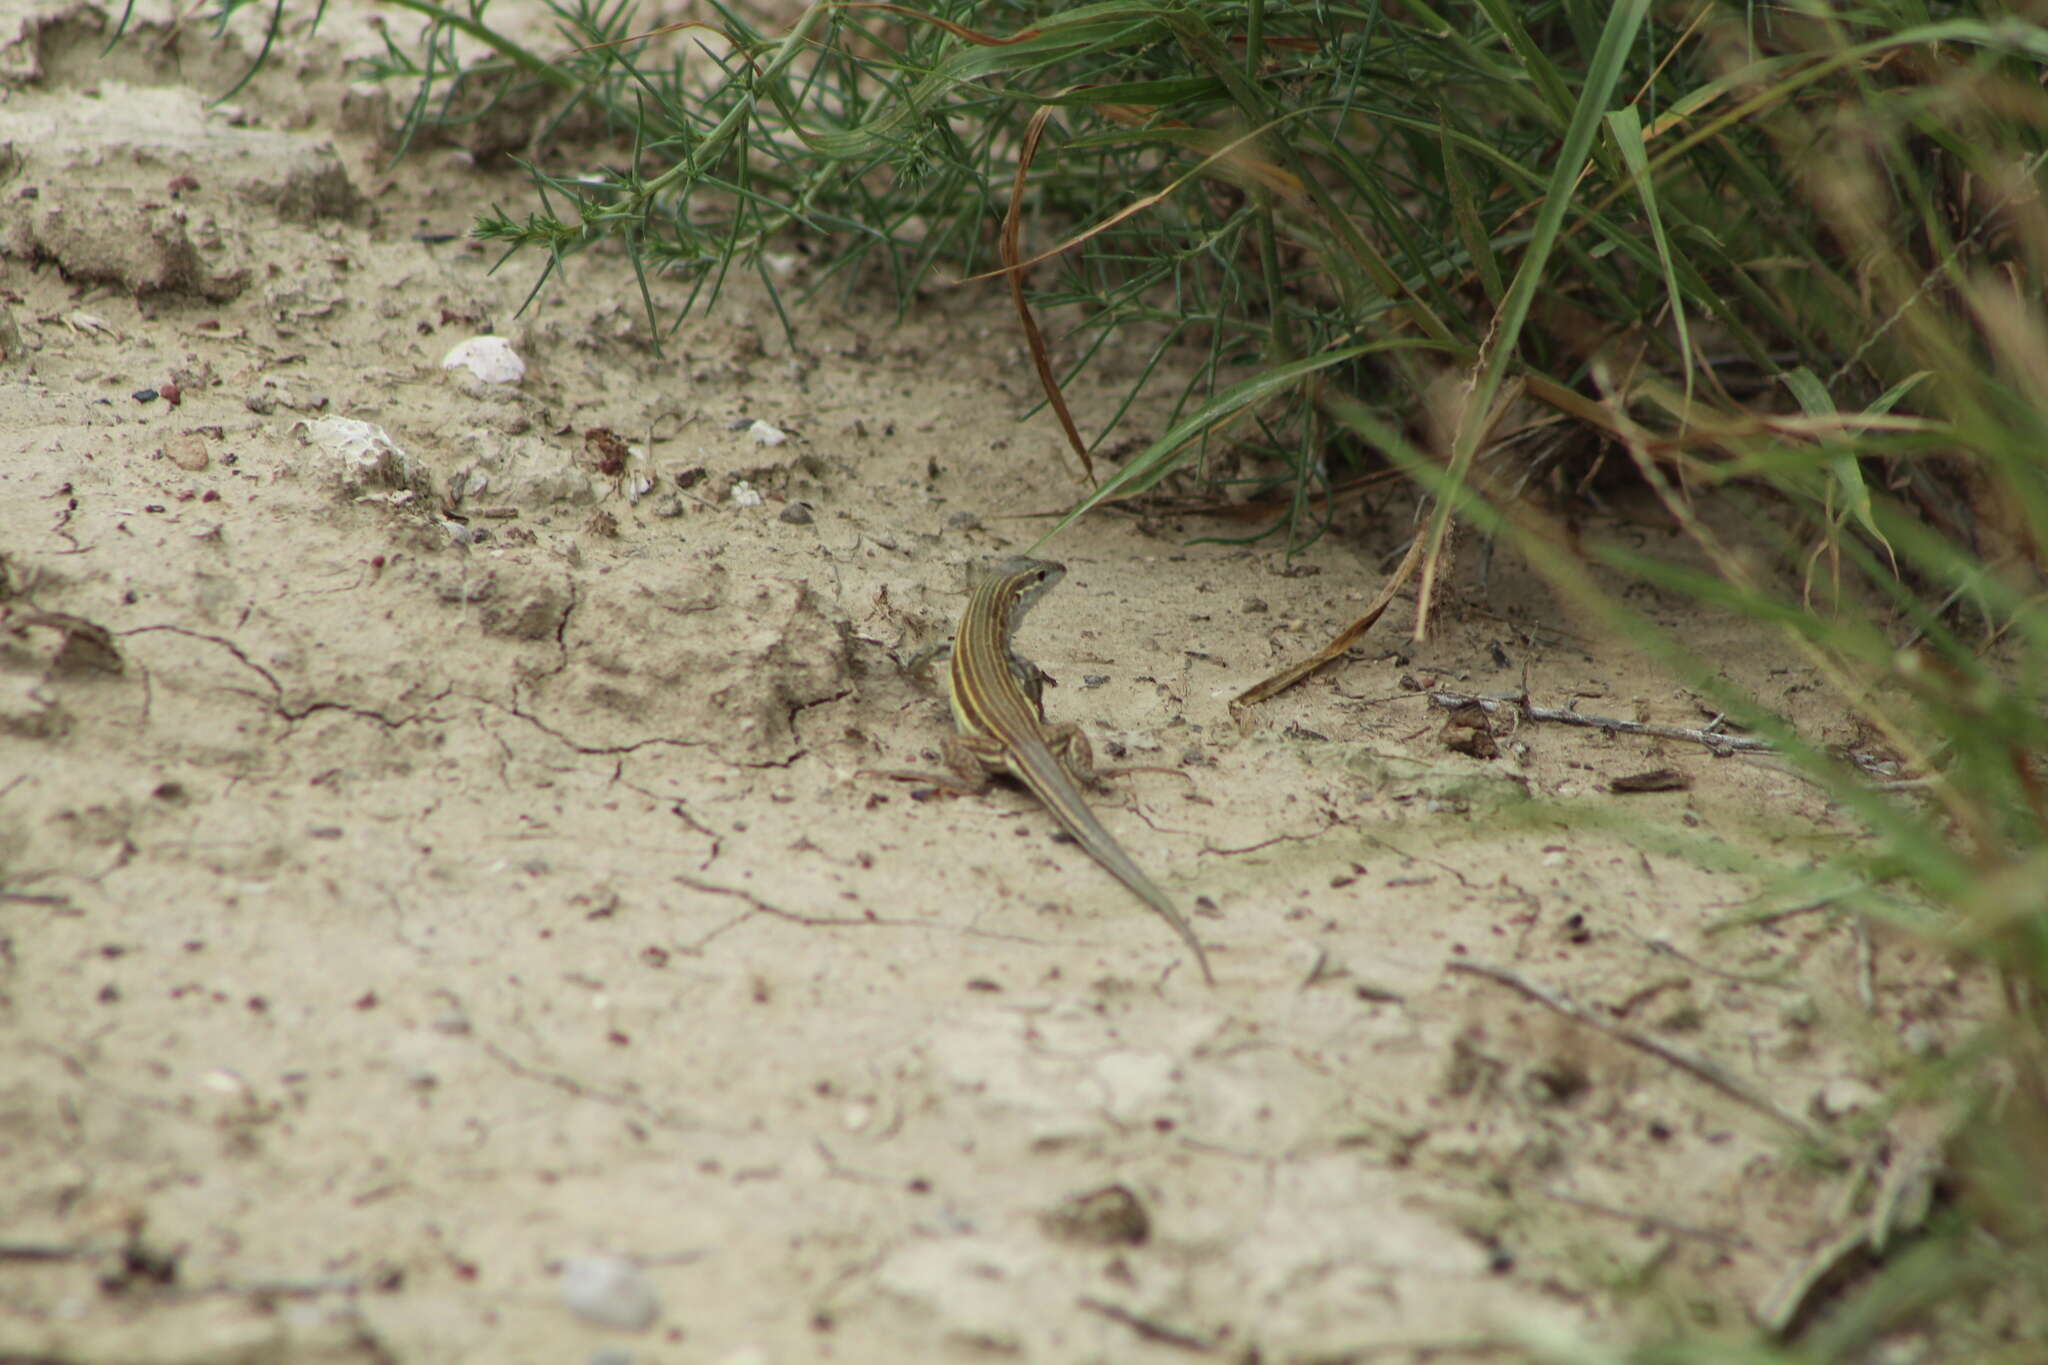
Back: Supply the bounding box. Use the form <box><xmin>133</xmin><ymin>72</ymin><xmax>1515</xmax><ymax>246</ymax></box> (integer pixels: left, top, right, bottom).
<box><xmin>291</xmin><ymin>417</ymin><xmax>424</xmax><ymax>497</ymax></box>
<box><xmin>1812</xmin><ymin>1077</ymin><xmax>1882</xmax><ymax>1121</ymax></box>
<box><xmin>730</xmin><ymin>479</ymin><xmax>764</xmax><ymax>507</ymax></box>
<box><xmin>558</xmin><ymin>1255</ymin><xmax>659</xmax><ymax>1331</ymax></box>
<box><xmin>441</xmin><ymin>335</ymin><xmax>526</xmax><ymax>385</ymax></box>
<box><xmin>1899</xmin><ymin>1021</ymin><xmax>1942</xmax><ymax>1057</ymax></box>
<box><xmin>746</xmin><ymin>419</ymin><xmax>787</xmax><ymax>446</ymax></box>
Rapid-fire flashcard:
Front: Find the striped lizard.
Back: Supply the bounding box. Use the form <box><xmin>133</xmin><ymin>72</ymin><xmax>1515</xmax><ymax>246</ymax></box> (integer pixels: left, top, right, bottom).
<box><xmin>940</xmin><ymin>557</ymin><xmax>1214</xmax><ymax>986</ymax></box>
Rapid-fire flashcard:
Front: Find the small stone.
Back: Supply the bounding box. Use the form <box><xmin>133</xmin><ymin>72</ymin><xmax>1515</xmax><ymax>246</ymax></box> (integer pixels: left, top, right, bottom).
<box><xmin>441</xmin><ymin>336</ymin><xmax>526</xmax><ymax>385</ymax></box>
<box><xmin>1899</xmin><ymin>1021</ymin><xmax>1942</xmax><ymax>1058</ymax></box>
<box><xmin>559</xmin><ymin>1255</ymin><xmax>659</xmax><ymax>1332</ymax></box>
<box><xmin>1811</xmin><ymin>1077</ymin><xmax>1882</xmax><ymax>1122</ymax></box>
<box><xmin>1780</xmin><ymin>996</ymin><xmax>1820</xmax><ymax>1030</ymax></box>
<box><xmin>292</xmin><ymin>417</ymin><xmax>427</xmax><ymax>499</ymax></box>
<box><xmin>1867</xmin><ymin>1332</ymin><xmax>1931</xmax><ymax>1365</ymax></box>
<box><xmin>165</xmin><ymin>434</ymin><xmax>209</xmax><ymax>471</ymax></box>
<box><xmin>1241</xmin><ymin>597</ymin><xmax>1269</xmax><ymax>614</ymax></box>
<box><xmin>746</xmin><ymin>419</ymin><xmax>788</xmax><ymax>446</ymax></box>
<box><xmin>777</xmin><ymin>501</ymin><xmax>814</xmax><ymax>525</ymax></box>
<box><xmin>1040</xmin><ymin>1184</ymin><xmax>1150</xmax><ymax>1247</ymax></box>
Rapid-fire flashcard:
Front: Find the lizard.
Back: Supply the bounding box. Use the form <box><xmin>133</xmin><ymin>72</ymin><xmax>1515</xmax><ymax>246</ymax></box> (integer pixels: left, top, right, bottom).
<box><xmin>939</xmin><ymin>556</ymin><xmax>1215</xmax><ymax>986</ymax></box>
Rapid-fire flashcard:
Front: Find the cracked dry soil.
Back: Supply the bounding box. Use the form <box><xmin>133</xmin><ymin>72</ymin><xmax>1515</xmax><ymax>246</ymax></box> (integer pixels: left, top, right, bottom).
<box><xmin>0</xmin><ymin>4</ymin><xmax>1991</xmax><ymax>1363</ymax></box>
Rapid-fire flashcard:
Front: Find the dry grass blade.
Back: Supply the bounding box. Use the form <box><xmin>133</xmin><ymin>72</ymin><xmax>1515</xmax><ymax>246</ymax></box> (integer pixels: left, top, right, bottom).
<box><xmin>988</xmin><ymin>107</ymin><xmax>1315</xmax><ymax>487</ymax></box>
<box><xmin>1231</xmin><ymin>527</ymin><xmax>1428</xmax><ymax>711</ymax></box>
<box><xmin>1000</xmin><ymin>103</ymin><xmax>1093</xmax><ymax>482</ymax></box>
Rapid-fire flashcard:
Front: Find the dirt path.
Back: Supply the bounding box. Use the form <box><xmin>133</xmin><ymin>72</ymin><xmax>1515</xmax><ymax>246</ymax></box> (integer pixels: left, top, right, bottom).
<box><xmin>0</xmin><ymin>5</ymin><xmax>1980</xmax><ymax>1361</ymax></box>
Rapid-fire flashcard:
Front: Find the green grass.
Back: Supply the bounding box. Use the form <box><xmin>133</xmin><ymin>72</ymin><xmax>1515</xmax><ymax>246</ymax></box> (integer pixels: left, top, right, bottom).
<box><xmin>165</xmin><ymin>0</ymin><xmax>2048</xmax><ymax>1357</ymax></box>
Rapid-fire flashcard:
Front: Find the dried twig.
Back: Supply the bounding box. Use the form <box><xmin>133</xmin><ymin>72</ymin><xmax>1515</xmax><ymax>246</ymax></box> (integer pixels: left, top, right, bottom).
<box><xmin>1077</xmin><ymin>1296</ymin><xmax>1216</xmax><ymax>1353</ymax></box>
<box><xmin>1705</xmin><ymin>898</ymin><xmax>1842</xmax><ymax>935</ymax></box>
<box><xmin>1540</xmin><ymin>1189</ymin><xmax>1756</xmax><ymax>1250</ymax></box>
<box><xmin>1447</xmin><ymin>959</ymin><xmax>1836</xmax><ymax>1150</ymax></box>
<box><xmin>1427</xmin><ymin>689</ymin><xmax>1778</xmax><ymax>753</ymax></box>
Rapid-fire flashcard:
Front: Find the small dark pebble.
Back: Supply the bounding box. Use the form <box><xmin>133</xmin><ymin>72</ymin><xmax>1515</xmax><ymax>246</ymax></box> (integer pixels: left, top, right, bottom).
<box><xmin>1610</xmin><ymin>768</ymin><xmax>1689</xmax><ymax>794</ymax></box>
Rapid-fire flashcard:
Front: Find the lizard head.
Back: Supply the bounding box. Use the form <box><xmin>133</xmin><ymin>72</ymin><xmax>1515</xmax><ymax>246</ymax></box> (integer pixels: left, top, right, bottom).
<box><xmin>971</xmin><ymin>556</ymin><xmax>1067</xmax><ymax>630</ymax></box>
<box><xmin>980</xmin><ymin>554</ymin><xmax>1063</xmax><ymax>595</ymax></box>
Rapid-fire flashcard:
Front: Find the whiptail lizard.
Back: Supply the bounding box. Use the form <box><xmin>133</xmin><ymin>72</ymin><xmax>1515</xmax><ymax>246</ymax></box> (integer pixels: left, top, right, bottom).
<box><xmin>942</xmin><ymin>556</ymin><xmax>1215</xmax><ymax>986</ymax></box>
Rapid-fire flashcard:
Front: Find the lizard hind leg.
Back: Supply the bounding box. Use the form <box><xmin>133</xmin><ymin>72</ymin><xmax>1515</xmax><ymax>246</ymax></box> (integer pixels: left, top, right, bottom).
<box><xmin>1040</xmin><ymin>722</ymin><xmax>1102</xmax><ymax>790</ymax></box>
<box><xmin>1047</xmin><ymin>724</ymin><xmax>1193</xmax><ymax>797</ymax></box>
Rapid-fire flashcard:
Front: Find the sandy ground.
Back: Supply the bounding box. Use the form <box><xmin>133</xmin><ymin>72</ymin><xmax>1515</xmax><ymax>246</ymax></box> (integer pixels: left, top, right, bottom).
<box><xmin>0</xmin><ymin>4</ymin><xmax>1988</xmax><ymax>1362</ymax></box>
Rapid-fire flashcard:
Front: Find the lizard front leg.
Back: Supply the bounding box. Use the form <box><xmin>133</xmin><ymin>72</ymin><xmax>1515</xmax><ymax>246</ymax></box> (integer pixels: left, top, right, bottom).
<box><xmin>857</xmin><ymin>728</ymin><xmax>1000</xmax><ymax>798</ymax></box>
